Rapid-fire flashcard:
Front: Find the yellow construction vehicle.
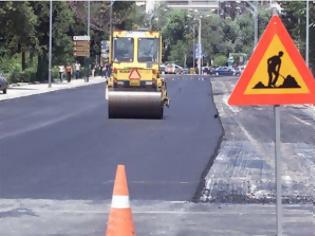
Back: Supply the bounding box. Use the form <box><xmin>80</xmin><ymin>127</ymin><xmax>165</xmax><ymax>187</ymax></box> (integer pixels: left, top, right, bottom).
<box><xmin>106</xmin><ymin>30</ymin><xmax>169</xmax><ymax>119</ymax></box>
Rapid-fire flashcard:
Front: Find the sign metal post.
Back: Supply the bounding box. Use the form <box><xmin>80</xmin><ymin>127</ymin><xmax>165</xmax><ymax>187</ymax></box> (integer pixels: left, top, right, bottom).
<box><xmin>274</xmin><ymin>105</ymin><xmax>282</xmax><ymax>236</ymax></box>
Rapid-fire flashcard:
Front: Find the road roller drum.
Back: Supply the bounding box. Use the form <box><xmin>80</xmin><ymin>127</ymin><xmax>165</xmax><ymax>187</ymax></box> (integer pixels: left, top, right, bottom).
<box><xmin>108</xmin><ymin>90</ymin><xmax>163</xmax><ymax>119</ymax></box>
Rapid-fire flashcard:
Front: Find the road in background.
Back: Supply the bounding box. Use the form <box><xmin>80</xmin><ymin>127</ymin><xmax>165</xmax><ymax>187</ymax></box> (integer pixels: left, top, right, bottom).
<box><xmin>0</xmin><ymin>77</ymin><xmax>222</xmax><ymax>201</ymax></box>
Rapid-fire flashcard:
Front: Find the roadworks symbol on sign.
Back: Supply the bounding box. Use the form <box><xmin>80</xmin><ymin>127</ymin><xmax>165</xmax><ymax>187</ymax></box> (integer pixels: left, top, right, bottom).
<box><xmin>229</xmin><ymin>15</ymin><xmax>315</xmax><ymax>106</ymax></box>
<box><xmin>129</xmin><ymin>69</ymin><xmax>141</xmax><ymax>80</ymax></box>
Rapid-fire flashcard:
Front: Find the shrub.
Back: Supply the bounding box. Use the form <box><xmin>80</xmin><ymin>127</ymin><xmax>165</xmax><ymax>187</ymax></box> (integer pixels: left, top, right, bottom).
<box><xmin>213</xmin><ymin>54</ymin><xmax>228</xmax><ymax>67</ymax></box>
<box><xmin>0</xmin><ymin>56</ymin><xmax>22</xmax><ymax>75</ymax></box>
<box><xmin>7</xmin><ymin>67</ymin><xmax>36</xmax><ymax>84</ymax></box>
<box><xmin>52</xmin><ymin>66</ymin><xmax>59</xmax><ymax>81</ymax></box>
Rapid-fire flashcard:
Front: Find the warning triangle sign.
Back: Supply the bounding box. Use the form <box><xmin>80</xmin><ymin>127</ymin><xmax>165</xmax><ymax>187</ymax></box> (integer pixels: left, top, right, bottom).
<box><xmin>129</xmin><ymin>69</ymin><xmax>141</xmax><ymax>80</ymax></box>
<box><xmin>229</xmin><ymin>15</ymin><xmax>315</xmax><ymax>106</ymax></box>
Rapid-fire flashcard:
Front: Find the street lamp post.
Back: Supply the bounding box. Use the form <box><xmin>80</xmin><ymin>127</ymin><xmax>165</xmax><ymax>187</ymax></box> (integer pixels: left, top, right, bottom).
<box><xmin>87</xmin><ymin>0</ymin><xmax>90</xmax><ymax>37</ymax></box>
<box><xmin>254</xmin><ymin>6</ymin><xmax>258</xmax><ymax>47</ymax></box>
<box><xmin>198</xmin><ymin>18</ymin><xmax>202</xmax><ymax>75</ymax></box>
<box><xmin>110</xmin><ymin>0</ymin><xmax>114</xmax><ymax>37</ymax></box>
<box><xmin>188</xmin><ymin>14</ymin><xmax>205</xmax><ymax>75</ymax></box>
<box><xmin>246</xmin><ymin>1</ymin><xmax>258</xmax><ymax>48</ymax></box>
<box><xmin>48</xmin><ymin>0</ymin><xmax>52</xmax><ymax>88</ymax></box>
<box><xmin>193</xmin><ymin>24</ymin><xmax>195</xmax><ymax>68</ymax></box>
<box><xmin>86</xmin><ymin>0</ymin><xmax>90</xmax><ymax>83</ymax></box>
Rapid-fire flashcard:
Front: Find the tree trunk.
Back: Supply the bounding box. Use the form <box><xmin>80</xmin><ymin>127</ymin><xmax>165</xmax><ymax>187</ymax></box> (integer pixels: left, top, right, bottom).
<box><xmin>29</xmin><ymin>51</ymin><xmax>34</xmax><ymax>66</ymax></box>
<box><xmin>36</xmin><ymin>53</ymin><xmax>48</xmax><ymax>82</ymax></box>
<box><xmin>21</xmin><ymin>50</ymin><xmax>26</xmax><ymax>71</ymax></box>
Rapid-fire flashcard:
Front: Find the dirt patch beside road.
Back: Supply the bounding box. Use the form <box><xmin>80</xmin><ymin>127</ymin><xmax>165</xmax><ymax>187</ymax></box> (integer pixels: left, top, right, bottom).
<box><xmin>201</xmin><ymin>76</ymin><xmax>315</xmax><ymax>203</ymax></box>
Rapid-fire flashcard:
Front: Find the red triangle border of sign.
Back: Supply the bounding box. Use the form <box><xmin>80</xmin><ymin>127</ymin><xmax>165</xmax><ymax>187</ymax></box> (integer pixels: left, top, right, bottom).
<box><xmin>228</xmin><ymin>15</ymin><xmax>315</xmax><ymax>106</ymax></box>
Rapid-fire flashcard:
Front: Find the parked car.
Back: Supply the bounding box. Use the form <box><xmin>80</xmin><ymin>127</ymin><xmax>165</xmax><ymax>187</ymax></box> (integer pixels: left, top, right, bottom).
<box><xmin>213</xmin><ymin>66</ymin><xmax>239</xmax><ymax>76</ymax></box>
<box><xmin>165</xmin><ymin>63</ymin><xmax>175</xmax><ymax>74</ymax></box>
<box><xmin>160</xmin><ymin>64</ymin><xmax>166</xmax><ymax>74</ymax></box>
<box><xmin>0</xmin><ymin>73</ymin><xmax>8</xmax><ymax>94</ymax></box>
<box><xmin>202</xmin><ymin>66</ymin><xmax>216</xmax><ymax>75</ymax></box>
<box><xmin>165</xmin><ymin>63</ymin><xmax>187</xmax><ymax>74</ymax></box>
<box><xmin>237</xmin><ymin>65</ymin><xmax>246</xmax><ymax>75</ymax></box>
<box><xmin>181</xmin><ymin>67</ymin><xmax>189</xmax><ymax>74</ymax></box>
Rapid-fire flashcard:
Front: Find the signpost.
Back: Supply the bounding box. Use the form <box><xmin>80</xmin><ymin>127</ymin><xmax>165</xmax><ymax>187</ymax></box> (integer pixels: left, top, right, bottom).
<box><xmin>228</xmin><ymin>15</ymin><xmax>315</xmax><ymax>236</ymax></box>
<box><xmin>73</xmin><ymin>36</ymin><xmax>90</xmax><ymax>82</ymax></box>
<box><xmin>73</xmin><ymin>36</ymin><xmax>90</xmax><ymax>57</ymax></box>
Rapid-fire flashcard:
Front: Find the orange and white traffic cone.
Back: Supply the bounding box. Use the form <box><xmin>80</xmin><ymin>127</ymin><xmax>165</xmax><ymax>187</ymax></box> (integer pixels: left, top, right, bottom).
<box><xmin>106</xmin><ymin>165</ymin><xmax>136</xmax><ymax>236</ymax></box>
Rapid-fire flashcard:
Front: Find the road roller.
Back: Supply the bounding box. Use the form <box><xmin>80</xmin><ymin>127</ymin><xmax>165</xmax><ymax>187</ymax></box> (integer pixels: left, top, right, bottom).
<box><xmin>106</xmin><ymin>30</ymin><xmax>169</xmax><ymax>119</ymax></box>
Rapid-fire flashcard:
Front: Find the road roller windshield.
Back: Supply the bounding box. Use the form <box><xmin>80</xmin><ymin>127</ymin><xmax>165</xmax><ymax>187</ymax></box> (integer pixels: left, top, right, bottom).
<box><xmin>138</xmin><ymin>38</ymin><xmax>159</xmax><ymax>63</ymax></box>
<box><xmin>113</xmin><ymin>37</ymin><xmax>134</xmax><ymax>62</ymax></box>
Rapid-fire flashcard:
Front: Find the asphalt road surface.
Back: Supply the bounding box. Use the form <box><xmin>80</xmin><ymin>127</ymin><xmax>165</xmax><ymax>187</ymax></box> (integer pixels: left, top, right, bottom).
<box><xmin>0</xmin><ymin>76</ymin><xmax>313</xmax><ymax>236</ymax></box>
<box><xmin>0</xmin><ymin>77</ymin><xmax>222</xmax><ymax>201</ymax></box>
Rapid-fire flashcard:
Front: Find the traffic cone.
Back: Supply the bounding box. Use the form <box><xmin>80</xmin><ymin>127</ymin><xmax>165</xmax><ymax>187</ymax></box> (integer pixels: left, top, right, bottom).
<box><xmin>106</xmin><ymin>165</ymin><xmax>136</xmax><ymax>236</ymax></box>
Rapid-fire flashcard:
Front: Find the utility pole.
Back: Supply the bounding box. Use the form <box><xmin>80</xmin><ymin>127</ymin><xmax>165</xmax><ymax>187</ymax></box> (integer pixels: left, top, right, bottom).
<box><xmin>86</xmin><ymin>0</ymin><xmax>90</xmax><ymax>82</ymax></box>
<box><xmin>193</xmin><ymin>24</ymin><xmax>195</xmax><ymax>68</ymax></box>
<box><xmin>48</xmin><ymin>0</ymin><xmax>52</xmax><ymax>88</ymax></box>
<box><xmin>87</xmin><ymin>0</ymin><xmax>90</xmax><ymax>36</ymax></box>
<box><xmin>246</xmin><ymin>1</ymin><xmax>258</xmax><ymax>48</ymax></box>
<box><xmin>110</xmin><ymin>0</ymin><xmax>113</xmax><ymax>37</ymax></box>
<box><xmin>254</xmin><ymin>3</ymin><xmax>258</xmax><ymax>47</ymax></box>
<box><xmin>306</xmin><ymin>0</ymin><xmax>309</xmax><ymax>66</ymax></box>
<box><xmin>198</xmin><ymin>18</ymin><xmax>202</xmax><ymax>75</ymax></box>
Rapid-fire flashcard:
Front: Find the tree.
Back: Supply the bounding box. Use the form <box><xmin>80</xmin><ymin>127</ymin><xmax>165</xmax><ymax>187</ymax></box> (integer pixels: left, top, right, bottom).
<box><xmin>168</xmin><ymin>40</ymin><xmax>187</xmax><ymax>66</ymax></box>
<box><xmin>162</xmin><ymin>10</ymin><xmax>190</xmax><ymax>63</ymax></box>
<box><xmin>69</xmin><ymin>1</ymin><xmax>136</xmax><ymax>65</ymax></box>
<box><xmin>30</xmin><ymin>1</ymin><xmax>76</xmax><ymax>81</ymax></box>
<box><xmin>0</xmin><ymin>2</ymin><xmax>37</xmax><ymax>70</ymax></box>
<box><xmin>281</xmin><ymin>1</ymin><xmax>315</xmax><ymax>74</ymax></box>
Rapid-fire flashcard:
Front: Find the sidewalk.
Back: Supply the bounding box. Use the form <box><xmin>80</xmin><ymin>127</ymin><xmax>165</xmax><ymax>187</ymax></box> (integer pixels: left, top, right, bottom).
<box><xmin>0</xmin><ymin>76</ymin><xmax>106</xmax><ymax>102</ymax></box>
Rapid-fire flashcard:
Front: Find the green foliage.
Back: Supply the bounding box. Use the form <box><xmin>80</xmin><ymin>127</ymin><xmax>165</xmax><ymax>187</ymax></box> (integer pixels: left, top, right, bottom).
<box><xmin>213</xmin><ymin>55</ymin><xmax>227</xmax><ymax>67</ymax></box>
<box><xmin>161</xmin><ymin>10</ymin><xmax>188</xmax><ymax>61</ymax></box>
<box><xmin>52</xmin><ymin>66</ymin><xmax>60</xmax><ymax>81</ymax></box>
<box><xmin>0</xmin><ymin>2</ymin><xmax>38</xmax><ymax>70</ymax></box>
<box><xmin>7</xmin><ymin>67</ymin><xmax>37</xmax><ymax>84</ymax></box>
<box><xmin>113</xmin><ymin>2</ymin><xmax>137</xmax><ymax>30</ymax></box>
<box><xmin>52</xmin><ymin>2</ymin><xmax>75</xmax><ymax>65</ymax></box>
<box><xmin>281</xmin><ymin>1</ymin><xmax>315</xmax><ymax>74</ymax></box>
<box><xmin>30</xmin><ymin>2</ymin><xmax>76</xmax><ymax>81</ymax></box>
<box><xmin>0</xmin><ymin>55</ymin><xmax>22</xmax><ymax>75</ymax></box>
<box><xmin>168</xmin><ymin>40</ymin><xmax>186</xmax><ymax>66</ymax></box>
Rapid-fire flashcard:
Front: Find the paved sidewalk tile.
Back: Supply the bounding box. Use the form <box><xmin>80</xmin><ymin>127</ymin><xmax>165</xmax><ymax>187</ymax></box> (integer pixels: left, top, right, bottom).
<box><xmin>0</xmin><ymin>76</ymin><xmax>106</xmax><ymax>102</ymax></box>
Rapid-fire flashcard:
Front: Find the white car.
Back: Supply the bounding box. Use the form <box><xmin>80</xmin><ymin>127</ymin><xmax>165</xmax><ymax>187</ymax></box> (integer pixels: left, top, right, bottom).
<box><xmin>165</xmin><ymin>63</ymin><xmax>186</xmax><ymax>74</ymax></box>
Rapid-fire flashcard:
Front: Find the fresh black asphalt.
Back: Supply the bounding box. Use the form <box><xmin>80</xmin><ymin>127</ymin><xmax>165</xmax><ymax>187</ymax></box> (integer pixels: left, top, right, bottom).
<box><xmin>0</xmin><ymin>77</ymin><xmax>223</xmax><ymax>201</ymax></box>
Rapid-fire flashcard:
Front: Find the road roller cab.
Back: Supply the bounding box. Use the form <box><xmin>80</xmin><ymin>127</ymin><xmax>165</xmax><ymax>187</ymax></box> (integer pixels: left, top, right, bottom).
<box><xmin>106</xmin><ymin>30</ymin><xmax>169</xmax><ymax>119</ymax></box>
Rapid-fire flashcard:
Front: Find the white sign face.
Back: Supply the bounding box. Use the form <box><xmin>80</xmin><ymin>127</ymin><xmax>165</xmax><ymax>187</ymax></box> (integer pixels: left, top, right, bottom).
<box><xmin>73</xmin><ymin>35</ymin><xmax>90</xmax><ymax>41</ymax></box>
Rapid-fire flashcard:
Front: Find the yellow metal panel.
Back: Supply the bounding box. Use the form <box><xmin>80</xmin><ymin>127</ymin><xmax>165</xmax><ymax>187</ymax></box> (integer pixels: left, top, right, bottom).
<box><xmin>113</xmin><ymin>31</ymin><xmax>160</xmax><ymax>38</ymax></box>
<box><xmin>115</xmin><ymin>69</ymin><xmax>153</xmax><ymax>81</ymax></box>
